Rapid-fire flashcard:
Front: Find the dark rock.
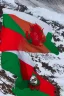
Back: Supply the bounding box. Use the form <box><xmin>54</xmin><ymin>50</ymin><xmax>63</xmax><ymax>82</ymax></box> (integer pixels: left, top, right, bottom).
<box><xmin>61</xmin><ymin>31</ymin><xmax>64</xmax><ymax>37</ymax></box>
<box><xmin>0</xmin><ymin>70</ymin><xmax>15</xmax><ymax>95</ymax></box>
<box><xmin>57</xmin><ymin>44</ymin><xmax>64</xmax><ymax>52</ymax></box>
<box><xmin>41</xmin><ymin>62</ymin><xmax>56</xmax><ymax>73</ymax></box>
<box><xmin>53</xmin><ymin>34</ymin><xmax>60</xmax><ymax>42</ymax></box>
<box><xmin>19</xmin><ymin>5</ymin><xmax>28</xmax><ymax>12</ymax></box>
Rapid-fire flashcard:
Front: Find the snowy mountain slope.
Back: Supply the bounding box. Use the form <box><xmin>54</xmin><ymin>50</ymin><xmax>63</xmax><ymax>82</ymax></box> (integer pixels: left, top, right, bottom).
<box><xmin>25</xmin><ymin>7</ymin><xmax>64</xmax><ymax>25</ymax></box>
<box><xmin>1</xmin><ymin>0</ymin><xmax>64</xmax><ymax>25</ymax></box>
<box><xmin>0</xmin><ymin>0</ymin><xmax>17</xmax><ymax>9</ymax></box>
<box><xmin>0</xmin><ymin>0</ymin><xmax>16</xmax><ymax>6</ymax></box>
<box><xmin>15</xmin><ymin>0</ymin><xmax>47</xmax><ymax>8</ymax></box>
<box><xmin>1</xmin><ymin>0</ymin><xmax>64</xmax><ymax>13</ymax></box>
<box><xmin>0</xmin><ymin>0</ymin><xmax>64</xmax><ymax>96</ymax></box>
<box><xmin>0</xmin><ymin>67</ymin><xmax>16</xmax><ymax>96</ymax></box>
<box><xmin>15</xmin><ymin>0</ymin><xmax>64</xmax><ymax>13</ymax></box>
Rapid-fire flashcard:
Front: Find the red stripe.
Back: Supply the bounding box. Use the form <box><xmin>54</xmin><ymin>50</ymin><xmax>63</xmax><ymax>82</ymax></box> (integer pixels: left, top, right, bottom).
<box><xmin>20</xmin><ymin>59</ymin><xmax>34</xmax><ymax>80</ymax></box>
<box><xmin>1</xmin><ymin>26</ymin><xmax>23</xmax><ymax>51</ymax></box>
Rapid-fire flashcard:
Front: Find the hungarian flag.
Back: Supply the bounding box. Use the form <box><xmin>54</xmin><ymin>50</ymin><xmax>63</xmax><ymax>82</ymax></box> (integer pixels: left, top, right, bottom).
<box><xmin>1</xmin><ymin>8</ymin><xmax>59</xmax><ymax>96</ymax></box>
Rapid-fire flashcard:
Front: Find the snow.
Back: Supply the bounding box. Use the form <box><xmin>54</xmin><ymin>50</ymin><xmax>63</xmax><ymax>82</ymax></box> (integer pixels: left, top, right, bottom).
<box><xmin>1</xmin><ymin>0</ymin><xmax>64</xmax><ymax>26</ymax></box>
<box><xmin>10</xmin><ymin>0</ymin><xmax>64</xmax><ymax>25</ymax></box>
<box><xmin>1</xmin><ymin>1</ymin><xmax>64</xmax><ymax>96</ymax></box>
<box><xmin>0</xmin><ymin>92</ymin><xmax>14</xmax><ymax>96</ymax></box>
<box><xmin>2</xmin><ymin>0</ymin><xmax>64</xmax><ymax>25</ymax></box>
<box><xmin>26</xmin><ymin>7</ymin><xmax>64</xmax><ymax>25</ymax></box>
<box><xmin>15</xmin><ymin>0</ymin><xmax>48</xmax><ymax>8</ymax></box>
<box><xmin>52</xmin><ymin>28</ymin><xmax>64</xmax><ymax>47</ymax></box>
<box><xmin>4</xmin><ymin>0</ymin><xmax>15</xmax><ymax>5</ymax></box>
<box><xmin>30</xmin><ymin>52</ymin><xmax>64</xmax><ymax>77</ymax></box>
<box><xmin>2</xmin><ymin>0</ymin><xmax>17</xmax><ymax>6</ymax></box>
<box><xmin>15</xmin><ymin>0</ymin><xmax>64</xmax><ymax>13</ymax></box>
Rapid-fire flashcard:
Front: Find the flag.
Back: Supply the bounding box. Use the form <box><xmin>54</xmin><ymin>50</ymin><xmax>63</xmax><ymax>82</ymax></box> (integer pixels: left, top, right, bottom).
<box><xmin>1</xmin><ymin>8</ymin><xmax>59</xmax><ymax>96</ymax></box>
<box><xmin>1</xmin><ymin>8</ymin><xmax>59</xmax><ymax>54</ymax></box>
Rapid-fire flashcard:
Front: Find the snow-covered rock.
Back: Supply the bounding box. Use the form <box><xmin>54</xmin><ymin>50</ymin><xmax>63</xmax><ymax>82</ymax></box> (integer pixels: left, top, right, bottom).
<box><xmin>0</xmin><ymin>0</ymin><xmax>64</xmax><ymax>96</ymax></box>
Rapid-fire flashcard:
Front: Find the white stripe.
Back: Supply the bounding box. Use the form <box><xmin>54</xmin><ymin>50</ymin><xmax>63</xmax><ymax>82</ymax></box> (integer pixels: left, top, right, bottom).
<box><xmin>3</xmin><ymin>8</ymin><xmax>52</xmax><ymax>36</ymax></box>
<box><xmin>6</xmin><ymin>51</ymin><xmax>35</xmax><ymax>67</ymax></box>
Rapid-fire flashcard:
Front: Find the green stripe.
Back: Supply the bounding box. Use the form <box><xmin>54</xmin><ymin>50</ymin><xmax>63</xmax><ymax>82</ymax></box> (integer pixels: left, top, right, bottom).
<box><xmin>44</xmin><ymin>32</ymin><xmax>59</xmax><ymax>55</ymax></box>
<box><xmin>1</xmin><ymin>52</ymin><xmax>21</xmax><ymax>77</ymax></box>
<box><xmin>3</xmin><ymin>14</ymin><xmax>25</xmax><ymax>37</ymax></box>
<box><xmin>12</xmin><ymin>87</ymin><xmax>49</xmax><ymax>96</ymax></box>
